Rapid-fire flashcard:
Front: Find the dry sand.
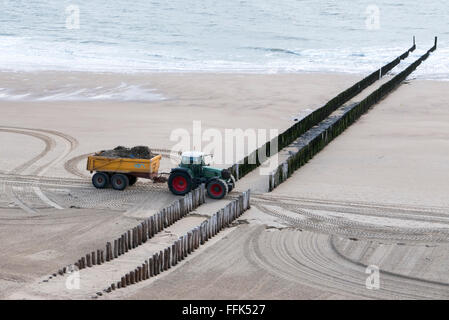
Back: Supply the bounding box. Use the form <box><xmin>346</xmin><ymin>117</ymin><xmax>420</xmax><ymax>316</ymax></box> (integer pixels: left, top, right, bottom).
<box><xmin>1</xmin><ymin>71</ymin><xmax>449</xmax><ymax>300</ymax></box>
<box><xmin>271</xmin><ymin>80</ymin><xmax>449</xmax><ymax>207</ymax></box>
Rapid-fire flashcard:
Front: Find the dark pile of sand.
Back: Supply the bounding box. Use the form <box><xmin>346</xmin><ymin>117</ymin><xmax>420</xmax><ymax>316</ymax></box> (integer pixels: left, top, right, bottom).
<box><xmin>98</xmin><ymin>146</ymin><xmax>154</xmax><ymax>159</ymax></box>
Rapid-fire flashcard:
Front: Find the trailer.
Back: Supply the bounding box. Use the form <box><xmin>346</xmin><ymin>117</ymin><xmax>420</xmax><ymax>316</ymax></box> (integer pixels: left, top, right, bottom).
<box><xmin>86</xmin><ymin>154</ymin><xmax>162</xmax><ymax>190</ymax></box>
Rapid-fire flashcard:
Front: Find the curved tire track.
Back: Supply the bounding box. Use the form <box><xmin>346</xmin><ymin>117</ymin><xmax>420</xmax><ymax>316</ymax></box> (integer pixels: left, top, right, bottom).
<box><xmin>244</xmin><ymin>226</ymin><xmax>449</xmax><ymax>299</ymax></box>
<box><xmin>0</xmin><ymin>127</ymin><xmax>80</xmax><ymax>211</ymax></box>
<box><xmin>0</xmin><ymin>128</ymin><xmax>57</xmax><ymax>213</ymax></box>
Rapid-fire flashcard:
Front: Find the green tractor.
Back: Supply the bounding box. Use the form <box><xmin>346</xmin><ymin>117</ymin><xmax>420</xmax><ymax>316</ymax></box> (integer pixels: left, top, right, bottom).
<box><xmin>168</xmin><ymin>151</ymin><xmax>235</xmax><ymax>199</ymax></box>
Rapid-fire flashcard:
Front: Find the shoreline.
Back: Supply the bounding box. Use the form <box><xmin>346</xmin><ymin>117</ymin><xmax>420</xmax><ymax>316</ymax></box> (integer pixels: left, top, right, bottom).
<box><xmin>1</xmin><ymin>68</ymin><xmax>447</xmax><ymax>81</ymax></box>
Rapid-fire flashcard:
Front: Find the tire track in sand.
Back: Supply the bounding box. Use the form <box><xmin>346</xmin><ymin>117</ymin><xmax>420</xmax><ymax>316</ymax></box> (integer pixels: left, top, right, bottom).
<box><xmin>0</xmin><ymin>128</ymin><xmax>56</xmax><ymax>213</ymax></box>
<box><xmin>0</xmin><ymin>127</ymin><xmax>79</xmax><ymax>211</ymax></box>
<box><xmin>244</xmin><ymin>226</ymin><xmax>449</xmax><ymax>299</ymax></box>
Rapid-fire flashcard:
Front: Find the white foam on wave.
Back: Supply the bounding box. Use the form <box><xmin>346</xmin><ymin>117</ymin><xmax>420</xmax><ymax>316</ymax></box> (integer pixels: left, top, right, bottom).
<box><xmin>0</xmin><ymin>36</ymin><xmax>447</xmax><ymax>81</ymax></box>
<box><xmin>0</xmin><ymin>83</ymin><xmax>166</xmax><ymax>102</ymax></box>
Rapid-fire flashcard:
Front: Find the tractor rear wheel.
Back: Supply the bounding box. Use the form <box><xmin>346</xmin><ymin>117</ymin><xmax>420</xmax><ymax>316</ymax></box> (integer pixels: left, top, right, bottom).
<box><xmin>207</xmin><ymin>179</ymin><xmax>228</xmax><ymax>199</ymax></box>
<box><xmin>111</xmin><ymin>173</ymin><xmax>129</xmax><ymax>191</ymax></box>
<box><xmin>92</xmin><ymin>172</ymin><xmax>109</xmax><ymax>189</ymax></box>
<box><xmin>168</xmin><ymin>171</ymin><xmax>192</xmax><ymax>195</ymax></box>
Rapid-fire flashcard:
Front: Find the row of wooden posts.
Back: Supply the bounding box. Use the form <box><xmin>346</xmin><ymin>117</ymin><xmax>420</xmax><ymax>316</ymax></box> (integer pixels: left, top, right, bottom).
<box><xmin>226</xmin><ymin>40</ymin><xmax>417</xmax><ymax>182</ymax></box>
<box><xmin>104</xmin><ymin>190</ymin><xmax>251</xmax><ymax>292</ymax></box>
<box><xmin>56</xmin><ymin>184</ymin><xmax>207</xmax><ymax>276</ymax></box>
<box><xmin>268</xmin><ymin>40</ymin><xmax>438</xmax><ymax>191</ymax></box>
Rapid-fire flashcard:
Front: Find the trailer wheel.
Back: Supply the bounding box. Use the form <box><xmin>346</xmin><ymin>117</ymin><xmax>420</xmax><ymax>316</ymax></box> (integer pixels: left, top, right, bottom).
<box><xmin>168</xmin><ymin>171</ymin><xmax>192</xmax><ymax>195</ymax></box>
<box><xmin>128</xmin><ymin>175</ymin><xmax>137</xmax><ymax>186</ymax></box>
<box><xmin>111</xmin><ymin>174</ymin><xmax>129</xmax><ymax>191</ymax></box>
<box><xmin>207</xmin><ymin>179</ymin><xmax>228</xmax><ymax>199</ymax></box>
<box><xmin>92</xmin><ymin>172</ymin><xmax>109</xmax><ymax>189</ymax></box>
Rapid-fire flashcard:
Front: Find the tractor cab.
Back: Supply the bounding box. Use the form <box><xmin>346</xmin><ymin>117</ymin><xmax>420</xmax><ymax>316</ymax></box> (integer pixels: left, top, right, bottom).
<box><xmin>180</xmin><ymin>151</ymin><xmax>208</xmax><ymax>176</ymax></box>
<box><xmin>167</xmin><ymin>151</ymin><xmax>236</xmax><ymax>199</ymax></box>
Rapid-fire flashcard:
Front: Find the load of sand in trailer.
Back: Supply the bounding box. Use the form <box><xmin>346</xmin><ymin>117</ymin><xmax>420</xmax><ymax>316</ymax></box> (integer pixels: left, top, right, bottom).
<box><xmin>97</xmin><ymin>146</ymin><xmax>155</xmax><ymax>159</ymax></box>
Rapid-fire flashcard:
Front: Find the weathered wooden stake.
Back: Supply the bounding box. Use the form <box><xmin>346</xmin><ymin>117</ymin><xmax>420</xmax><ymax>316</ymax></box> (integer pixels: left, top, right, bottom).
<box><xmin>127</xmin><ymin>230</ymin><xmax>131</xmax><ymax>250</ymax></box>
<box><xmin>106</xmin><ymin>242</ymin><xmax>112</xmax><ymax>261</ymax></box>
<box><xmin>142</xmin><ymin>221</ymin><xmax>148</xmax><ymax>242</ymax></box>
<box><xmin>126</xmin><ymin>273</ymin><xmax>130</xmax><ymax>286</ymax></box>
<box><xmin>149</xmin><ymin>257</ymin><xmax>154</xmax><ymax>277</ymax></box>
<box><xmin>114</xmin><ymin>239</ymin><xmax>118</xmax><ymax>258</ymax></box>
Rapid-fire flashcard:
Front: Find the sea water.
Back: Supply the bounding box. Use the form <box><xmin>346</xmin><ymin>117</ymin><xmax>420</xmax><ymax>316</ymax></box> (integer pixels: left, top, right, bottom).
<box><xmin>0</xmin><ymin>0</ymin><xmax>447</xmax><ymax>80</ymax></box>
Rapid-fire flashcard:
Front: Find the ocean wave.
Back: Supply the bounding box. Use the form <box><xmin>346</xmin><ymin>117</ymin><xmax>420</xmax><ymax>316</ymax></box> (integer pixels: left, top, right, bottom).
<box><xmin>243</xmin><ymin>47</ymin><xmax>302</xmax><ymax>56</ymax></box>
<box><xmin>0</xmin><ymin>84</ymin><xmax>166</xmax><ymax>102</ymax></box>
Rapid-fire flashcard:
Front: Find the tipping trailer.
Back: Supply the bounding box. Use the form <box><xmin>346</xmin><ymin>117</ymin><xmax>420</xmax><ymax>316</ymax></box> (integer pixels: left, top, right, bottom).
<box><xmin>86</xmin><ymin>154</ymin><xmax>162</xmax><ymax>190</ymax></box>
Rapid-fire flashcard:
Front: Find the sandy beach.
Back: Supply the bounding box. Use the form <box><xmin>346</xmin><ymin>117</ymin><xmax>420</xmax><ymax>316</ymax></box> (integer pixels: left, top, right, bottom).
<box><xmin>1</xmin><ymin>71</ymin><xmax>449</xmax><ymax>300</ymax></box>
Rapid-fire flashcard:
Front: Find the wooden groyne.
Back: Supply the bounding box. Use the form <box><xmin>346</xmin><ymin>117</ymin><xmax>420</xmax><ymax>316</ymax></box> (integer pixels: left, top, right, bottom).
<box><xmin>268</xmin><ymin>39</ymin><xmax>438</xmax><ymax>191</ymax></box>
<box><xmin>226</xmin><ymin>40</ymin><xmax>417</xmax><ymax>181</ymax></box>
<box><xmin>103</xmin><ymin>190</ymin><xmax>251</xmax><ymax>292</ymax></box>
<box><xmin>54</xmin><ymin>184</ymin><xmax>207</xmax><ymax>277</ymax></box>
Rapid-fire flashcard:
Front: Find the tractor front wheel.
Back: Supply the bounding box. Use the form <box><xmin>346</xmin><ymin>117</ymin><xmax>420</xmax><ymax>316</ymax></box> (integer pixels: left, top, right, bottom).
<box><xmin>168</xmin><ymin>171</ymin><xmax>192</xmax><ymax>195</ymax></box>
<box><xmin>207</xmin><ymin>179</ymin><xmax>228</xmax><ymax>199</ymax></box>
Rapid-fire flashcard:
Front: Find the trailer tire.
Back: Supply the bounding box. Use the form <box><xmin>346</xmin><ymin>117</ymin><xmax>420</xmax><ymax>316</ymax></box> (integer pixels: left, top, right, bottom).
<box><xmin>111</xmin><ymin>174</ymin><xmax>129</xmax><ymax>191</ymax></box>
<box><xmin>207</xmin><ymin>179</ymin><xmax>228</xmax><ymax>199</ymax></box>
<box><xmin>92</xmin><ymin>172</ymin><xmax>109</xmax><ymax>189</ymax></box>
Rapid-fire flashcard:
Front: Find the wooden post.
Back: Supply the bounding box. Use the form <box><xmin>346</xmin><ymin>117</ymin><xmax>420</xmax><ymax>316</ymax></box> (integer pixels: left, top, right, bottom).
<box><xmin>114</xmin><ymin>239</ymin><xmax>118</xmax><ymax>259</ymax></box>
<box><xmin>158</xmin><ymin>250</ymin><xmax>163</xmax><ymax>273</ymax></box>
<box><xmin>171</xmin><ymin>244</ymin><xmax>176</xmax><ymax>266</ymax></box>
<box><xmin>81</xmin><ymin>257</ymin><xmax>86</xmax><ymax>269</ymax></box>
<box><xmin>141</xmin><ymin>265</ymin><xmax>145</xmax><ymax>281</ymax></box>
<box><xmin>111</xmin><ymin>283</ymin><xmax>116</xmax><ymax>291</ymax></box>
<box><xmin>137</xmin><ymin>267</ymin><xmax>142</xmax><ymax>282</ymax></box>
<box><xmin>147</xmin><ymin>217</ymin><xmax>152</xmax><ymax>238</ymax></box>
<box><xmin>180</xmin><ymin>237</ymin><xmax>185</xmax><ymax>260</ymax></box>
<box><xmin>130</xmin><ymin>271</ymin><xmax>135</xmax><ymax>284</ymax></box>
<box><xmin>180</xmin><ymin>198</ymin><xmax>185</xmax><ymax>217</ymax></box>
<box><xmin>200</xmin><ymin>222</ymin><xmax>205</xmax><ymax>244</ymax></box>
<box><xmin>187</xmin><ymin>232</ymin><xmax>192</xmax><ymax>254</ymax></box>
<box><xmin>149</xmin><ymin>257</ymin><xmax>154</xmax><ymax>277</ymax></box>
<box><xmin>137</xmin><ymin>225</ymin><xmax>142</xmax><ymax>246</ymax></box>
<box><xmin>166</xmin><ymin>247</ymin><xmax>171</xmax><ymax>270</ymax></box>
<box><xmin>195</xmin><ymin>227</ymin><xmax>201</xmax><ymax>249</ymax></box>
<box><xmin>126</xmin><ymin>273</ymin><xmax>130</xmax><ymax>286</ymax></box>
<box><xmin>106</xmin><ymin>242</ymin><xmax>112</xmax><ymax>262</ymax></box>
<box><xmin>127</xmin><ymin>230</ymin><xmax>131</xmax><ymax>250</ymax></box>
<box><xmin>183</xmin><ymin>236</ymin><xmax>188</xmax><ymax>258</ymax></box>
<box><xmin>121</xmin><ymin>234</ymin><xmax>125</xmax><ymax>254</ymax></box>
<box><xmin>142</xmin><ymin>221</ymin><xmax>148</xmax><ymax>243</ymax></box>
<box><xmin>144</xmin><ymin>262</ymin><xmax>149</xmax><ymax>279</ymax></box>
<box><xmin>91</xmin><ymin>251</ymin><xmax>96</xmax><ymax>265</ymax></box>
<box><xmin>121</xmin><ymin>276</ymin><xmax>126</xmax><ymax>288</ymax></box>
<box><xmin>176</xmin><ymin>238</ymin><xmax>184</xmax><ymax>262</ymax></box>
<box><xmin>154</xmin><ymin>253</ymin><xmax>159</xmax><ymax>275</ymax></box>
<box><xmin>86</xmin><ymin>253</ymin><xmax>92</xmax><ymax>267</ymax></box>
<box><xmin>116</xmin><ymin>238</ymin><xmax>121</xmax><ymax>257</ymax></box>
